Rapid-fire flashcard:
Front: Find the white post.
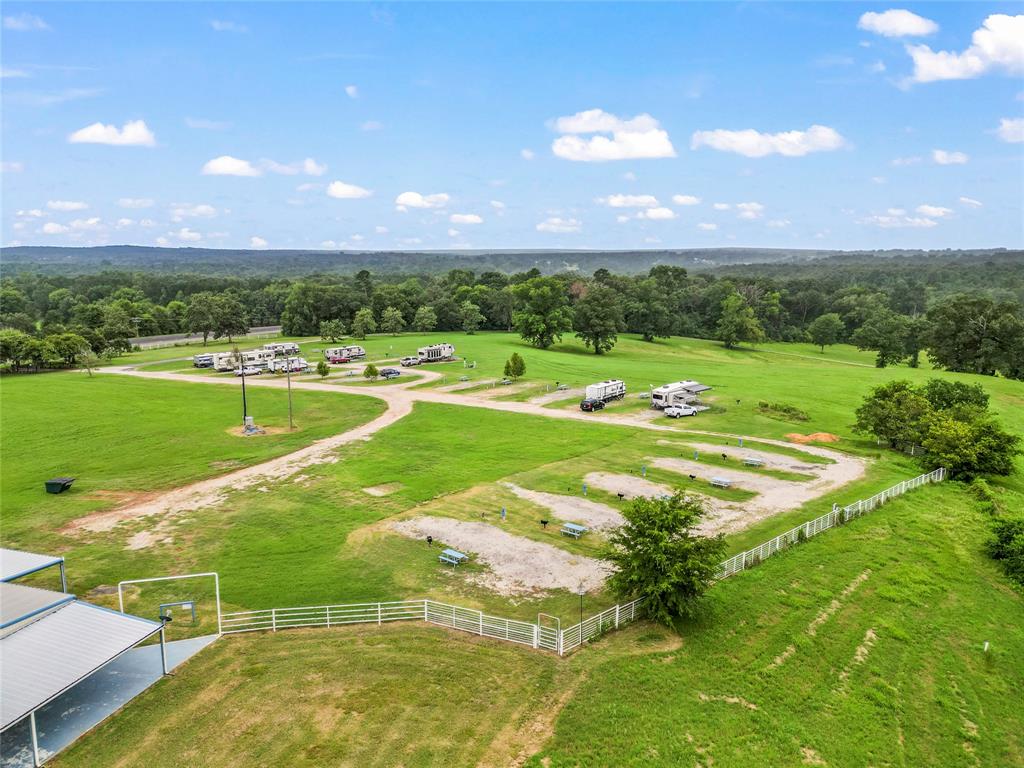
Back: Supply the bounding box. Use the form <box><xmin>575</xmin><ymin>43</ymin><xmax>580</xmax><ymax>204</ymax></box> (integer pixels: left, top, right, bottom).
<box><xmin>377</xmin><ymin>603</ymin><xmax>382</xmax><ymax>626</ymax></box>
<box><xmin>272</xmin><ymin>608</ymin><xmax>277</xmax><ymax>632</ymax></box>
<box><xmin>479</xmin><ymin>610</ymin><xmax>484</xmax><ymax>636</ymax></box>
<box><xmin>532</xmin><ymin>624</ymin><xmax>539</xmax><ymax>649</ymax></box>
<box><xmin>160</xmin><ymin>624</ymin><xmax>168</xmax><ymax>675</ymax></box>
<box><xmin>30</xmin><ymin>711</ymin><xmax>41</xmax><ymax>768</ymax></box>
<box><xmin>615</xmin><ymin>604</ymin><xmax>620</xmax><ymax>628</ymax></box>
<box><xmin>59</xmin><ymin>561</ymin><xmax>67</xmax><ymax>593</ymax></box>
<box><xmin>326</xmin><ymin>606</ymin><xmax>331</xmax><ymax>629</ymax></box>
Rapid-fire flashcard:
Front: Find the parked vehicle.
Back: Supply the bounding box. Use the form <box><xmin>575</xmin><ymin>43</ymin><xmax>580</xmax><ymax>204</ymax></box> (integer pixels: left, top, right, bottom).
<box><xmin>380</xmin><ymin>367</ymin><xmax>401</xmax><ymax>379</ymax></box>
<box><xmin>267</xmin><ymin>357</ymin><xmax>309</xmax><ymax>374</ymax></box>
<box><xmin>263</xmin><ymin>342</ymin><xmax>301</xmax><ymax>356</ymax></box>
<box><xmin>193</xmin><ymin>354</ymin><xmax>215</xmax><ymax>368</ymax></box>
<box><xmin>584</xmin><ymin>379</ymin><xmax>626</xmax><ymax>403</ymax></box>
<box><xmin>417</xmin><ymin>343</ymin><xmax>455</xmax><ymax>363</ymax></box>
<box><xmin>664</xmin><ymin>405</ymin><xmax>698</xmax><ymax>418</ymax></box>
<box><xmin>579</xmin><ymin>398</ymin><xmax>606</xmax><ymax>412</ymax></box>
<box><xmin>327</xmin><ymin>354</ymin><xmax>351</xmax><ymax>364</ymax></box>
<box><xmin>234</xmin><ymin>366</ymin><xmax>262</xmax><ymax>377</ymax></box>
<box><xmin>650</xmin><ymin>380</ymin><xmax>712</xmax><ymax>409</ymax></box>
<box><xmin>400</xmin><ymin>356</ymin><xmax>421</xmax><ymax>367</ymax></box>
<box><xmin>325</xmin><ymin>345</ymin><xmax>365</xmax><ymax>360</ymax></box>
<box><xmin>212</xmin><ymin>352</ymin><xmax>238</xmax><ymax>372</ymax></box>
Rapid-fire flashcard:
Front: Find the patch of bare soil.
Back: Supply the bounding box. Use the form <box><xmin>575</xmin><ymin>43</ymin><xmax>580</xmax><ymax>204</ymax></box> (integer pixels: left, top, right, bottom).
<box><xmin>528</xmin><ymin>387</ymin><xmax>584</xmax><ymax>406</ymax></box>
<box><xmin>786</xmin><ymin>432</ymin><xmax>841</xmax><ymax>444</ymax></box>
<box><xmin>582</xmin><ymin>472</ymin><xmax>674</xmax><ymax>500</ymax></box>
<box><xmin>437</xmin><ymin>378</ymin><xmax>496</xmax><ymax>392</ymax></box>
<box><xmin>501</xmin><ymin>483</ymin><xmax>624</xmax><ymax>531</ymax></box>
<box><xmin>801</xmin><ymin>746</ymin><xmax>828</xmax><ymax>765</ymax></box>
<box><xmin>837</xmin><ymin>627</ymin><xmax>878</xmax><ymax>686</ymax></box>
<box><xmin>808</xmin><ymin>570</ymin><xmax>871</xmax><ymax>637</ymax></box>
<box><xmin>667</xmin><ymin>440</ymin><xmax>824</xmax><ymax>473</ymax></box>
<box><xmin>363</xmin><ymin>482</ymin><xmax>403</xmax><ymax>497</ymax></box>
<box><xmin>697</xmin><ymin>692</ymin><xmax>759</xmax><ymax>710</ymax></box>
<box><xmin>226</xmin><ymin>424</ymin><xmax>292</xmax><ymax>437</ymax></box>
<box><xmin>391</xmin><ymin>516</ymin><xmax>610</xmax><ymax>596</ymax></box>
<box><xmin>472</xmin><ymin>382</ymin><xmax>534</xmax><ymax>399</ymax></box>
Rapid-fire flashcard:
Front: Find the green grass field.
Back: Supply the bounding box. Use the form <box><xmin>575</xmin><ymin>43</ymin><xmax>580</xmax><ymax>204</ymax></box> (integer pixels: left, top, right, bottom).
<box><xmin>3</xmin><ymin>331</ymin><xmax>1021</xmax><ymax>767</ymax></box>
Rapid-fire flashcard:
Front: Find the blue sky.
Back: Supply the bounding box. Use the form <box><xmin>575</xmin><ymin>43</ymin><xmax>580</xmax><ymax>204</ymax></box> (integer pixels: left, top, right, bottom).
<box><xmin>2</xmin><ymin>3</ymin><xmax>1022</xmax><ymax>252</ymax></box>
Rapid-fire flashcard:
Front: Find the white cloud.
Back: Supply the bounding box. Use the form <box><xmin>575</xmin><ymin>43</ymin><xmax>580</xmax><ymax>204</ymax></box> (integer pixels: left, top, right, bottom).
<box><xmin>623</xmin><ymin>171</ymin><xmax>637</xmax><ymax>182</ymax></box>
<box><xmin>858</xmin><ymin>9</ymin><xmax>938</xmax><ymax>38</ymax></box>
<box><xmin>173</xmin><ymin>227</ymin><xmax>203</xmax><ymax>242</ymax></box>
<box><xmin>916</xmin><ymin>204</ymin><xmax>953</xmax><ymax>218</ymax></box>
<box><xmin>906</xmin><ymin>14</ymin><xmax>1024</xmax><ymax>84</ymax></box>
<box><xmin>118</xmin><ymin>197</ymin><xmax>154</xmax><ymax>209</ymax></box>
<box><xmin>767</xmin><ymin>219</ymin><xmax>791</xmax><ymax>228</ymax></box>
<box><xmin>185</xmin><ymin>117</ymin><xmax>230</xmax><ymax>130</ymax></box>
<box><xmin>361</xmin><ymin>120</ymin><xmax>383</xmax><ymax>131</ymax></box>
<box><xmin>395</xmin><ymin>191</ymin><xmax>449</xmax><ymax>209</ymax></box>
<box><xmin>1</xmin><ymin>67</ymin><xmax>30</xmax><ymax>78</ymax></box>
<box><xmin>551</xmin><ymin>109</ymin><xmax>676</xmax><ymax>162</ymax></box>
<box><xmin>70</xmin><ymin>217</ymin><xmax>102</xmax><ymax>231</ymax></box>
<box><xmin>672</xmin><ymin>194</ymin><xmax>701</xmax><ymax>206</ymax></box>
<box><xmin>345</xmin><ymin>84</ymin><xmax>359</xmax><ymax>99</ymax></box>
<box><xmin>959</xmin><ymin>196</ymin><xmax>983</xmax><ymax>208</ymax></box>
<box><xmin>170</xmin><ymin>203</ymin><xmax>218</xmax><ymax>221</ymax></box>
<box><xmin>520</xmin><ymin>148</ymin><xmax>536</xmax><ymax>160</ymax></box>
<box><xmin>597</xmin><ymin>194</ymin><xmax>659</xmax><ymax>208</ymax></box>
<box><xmin>691</xmin><ymin>124</ymin><xmax>845</xmax><ymax>157</ymax></box>
<box><xmin>68</xmin><ymin>119</ymin><xmax>156</xmax><ymax>147</ymax></box>
<box><xmin>868</xmin><ymin>61</ymin><xmax>887</xmax><ymax>74</ymax></box>
<box><xmin>41</xmin><ymin>222</ymin><xmax>69</xmax><ymax>235</ymax></box>
<box><xmin>872</xmin><ymin>176</ymin><xmax>887</xmax><ymax>184</ymax></box>
<box><xmin>375</xmin><ymin>225</ymin><xmax>389</xmax><ymax>234</ymax></box>
<box><xmin>1</xmin><ymin>161</ymin><xmax>25</xmax><ymax>173</ymax></box>
<box><xmin>713</xmin><ymin>203</ymin><xmax>731</xmax><ymax>211</ymax></box>
<box><xmin>350</xmin><ymin>234</ymin><xmax>364</xmax><ymax>242</ymax></box>
<box><xmin>3</xmin><ymin>13</ymin><xmax>50</xmax><ymax>31</ymax></box>
<box><xmin>489</xmin><ymin>200</ymin><xmax>506</xmax><ymax>210</ymax></box>
<box><xmin>47</xmin><ymin>200</ymin><xmax>88</xmax><ymax>211</ymax></box>
<box><xmin>326</xmin><ymin>180</ymin><xmax>372</xmax><ymax>199</ymax></box>
<box><xmin>861</xmin><ymin>211</ymin><xmax>938</xmax><ymax>228</ymax></box>
<box><xmin>637</xmin><ymin>207</ymin><xmax>676</xmax><ymax>220</ymax></box>
<box><xmin>210</xmin><ymin>20</ymin><xmax>248</xmax><ymax>33</ymax></box>
<box><xmin>250</xmin><ymin>236</ymin><xmax>268</xmax><ymax>249</ymax></box>
<box><xmin>139</xmin><ymin>218</ymin><xmax>157</xmax><ymax>227</ymax></box>
<box><xmin>932</xmin><ymin>149</ymin><xmax>968</xmax><ymax>165</ymax></box>
<box><xmin>450</xmin><ymin>213</ymin><xmax>483</xmax><ymax>224</ymax></box>
<box><xmin>616</xmin><ymin>215</ymin><xmax>631</xmax><ymax>224</ymax></box>
<box><xmin>536</xmin><ymin>216</ymin><xmax>581</xmax><ymax>233</ymax></box>
<box><xmin>116</xmin><ymin>218</ymin><xmax>134</xmax><ymax>229</ymax></box>
<box><xmin>321</xmin><ymin>240</ymin><xmax>338</xmax><ymax>249</ymax></box>
<box><xmin>16</xmin><ymin>209</ymin><xmax>46</xmax><ymax>218</ymax></box>
<box><xmin>202</xmin><ymin>155</ymin><xmax>261</xmax><ymax>176</ymax></box>
<box><xmin>736</xmin><ymin>202</ymin><xmax>765</xmax><ymax>220</ymax></box>
<box><xmin>697</xmin><ymin>222</ymin><xmax>718</xmax><ymax>231</ymax></box>
<box><xmin>997</xmin><ymin>117</ymin><xmax>1024</xmax><ymax>143</ymax></box>
<box><xmin>260</xmin><ymin>157</ymin><xmax>327</xmax><ymax>176</ymax></box>
<box><xmin>892</xmin><ymin>155</ymin><xmax>922</xmax><ymax>166</ymax></box>
<box><xmin>447</xmin><ymin>228</ymin><xmax>461</xmax><ymax>237</ymax></box>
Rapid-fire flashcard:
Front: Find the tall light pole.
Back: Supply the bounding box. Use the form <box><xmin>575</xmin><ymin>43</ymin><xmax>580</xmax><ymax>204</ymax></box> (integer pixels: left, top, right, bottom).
<box><xmin>285</xmin><ymin>358</ymin><xmax>294</xmax><ymax>430</ymax></box>
<box><xmin>234</xmin><ymin>345</ymin><xmax>248</xmax><ymax>424</ymax></box>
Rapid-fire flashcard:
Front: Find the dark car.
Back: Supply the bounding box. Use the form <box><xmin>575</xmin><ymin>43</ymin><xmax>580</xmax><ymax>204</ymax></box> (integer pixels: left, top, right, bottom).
<box><xmin>579</xmin><ymin>398</ymin><xmax>605</xmax><ymax>412</ymax></box>
<box><xmin>380</xmin><ymin>367</ymin><xmax>401</xmax><ymax>379</ymax></box>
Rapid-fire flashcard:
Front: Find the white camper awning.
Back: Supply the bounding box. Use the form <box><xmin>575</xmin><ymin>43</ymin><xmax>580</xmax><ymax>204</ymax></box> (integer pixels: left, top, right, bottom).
<box><xmin>0</xmin><ymin>548</ymin><xmax>64</xmax><ymax>583</ymax></box>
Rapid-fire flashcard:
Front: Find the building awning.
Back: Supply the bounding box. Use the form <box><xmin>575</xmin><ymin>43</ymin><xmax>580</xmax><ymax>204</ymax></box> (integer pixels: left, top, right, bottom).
<box><xmin>0</xmin><ymin>599</ymin><xmax>161</xmax><ymax>730</ymax></box>
<box><xmin>0</xmin><ymin>548</ymin><xmax>64</xmax><ymax>582</ymax></box>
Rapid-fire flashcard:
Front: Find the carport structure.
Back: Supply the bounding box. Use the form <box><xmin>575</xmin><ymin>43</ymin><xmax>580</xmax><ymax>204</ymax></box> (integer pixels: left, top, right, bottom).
<box><xmin>0</xmin><ymin>549</ymin><xmax>66</xmax><ymax>592</ymax></box>
<box><xmin>0</xmin><ymin>550</ymin><xmax>168</xmax><ymax>767</ymax></box>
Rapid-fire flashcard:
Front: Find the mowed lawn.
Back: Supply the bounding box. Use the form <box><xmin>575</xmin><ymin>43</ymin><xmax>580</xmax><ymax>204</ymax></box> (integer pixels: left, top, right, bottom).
<box><xmin>0</xmin><ymin>372</ymin><xmax>385</xmax><ymax>549</ymax></box>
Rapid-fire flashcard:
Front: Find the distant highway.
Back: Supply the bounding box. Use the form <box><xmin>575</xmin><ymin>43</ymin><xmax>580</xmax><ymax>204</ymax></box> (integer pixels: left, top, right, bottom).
<box><xmin>129</xmin><ymin>326</ymin><xmax>282</xmax><ymax>349</ymax></box>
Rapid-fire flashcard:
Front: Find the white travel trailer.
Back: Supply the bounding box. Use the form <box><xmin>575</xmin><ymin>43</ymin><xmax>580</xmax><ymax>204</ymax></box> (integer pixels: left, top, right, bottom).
<box><xmin>650</xmin><ymin>380</ymin><xmax>712</xmax><ymax>409</ymax></box>
<box><xmin>324</xmin><ymin>344</ymin><xmax>366</xmax><ymax>361</ymax></box>
<box><xmin>241</xmin><ymin>349</ymin><xmax>276</xmax><ymax>370</ymax></box>
<box><xmin>267</xmin><ymin>356</ymin><xmax>309</xmax><ymax>373</ymax></box>
<box><xmin>192</xmin><ymin>353</ymin><xmax>215</xmax><ymax>368</ymax></box>
<box><xmin>585</xmin><ymin>379</ymin><xmax>626</xmax><ymax>403</ymax></box>
<box><xmin>417</xmin><ymin>343</ymin><xmax>455</xmax><ymax>363</ymax></box>
<box><xmin>263</xmin><ymin>342</ymin><xmax>301</xmax><ymax>356</ymax></box>
<box><xmin>212</xmin><ymin>352</ymin><xmax>238</xmax><ymax>372</ymax></box>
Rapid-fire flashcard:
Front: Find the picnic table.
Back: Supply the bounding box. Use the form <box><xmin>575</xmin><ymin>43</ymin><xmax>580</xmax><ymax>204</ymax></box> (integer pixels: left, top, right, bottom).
<box><xmin>500</xmin><ymin>379</ymin><xmax>512</xmax><ymax>385</ymax></box>
<box><xmin>439</xmin><ymin>548</ymin><xmax>469</xmax><ymax>567</ymax></box>
<box><xmin>743</xmin><ymin>457</ymin><xmax>765</xmax><ymax>467</ymax></box>
<box><xmin>560</xmin><ymin>522</ymin><xmax>589</xmax><ymax>539</ymax></box>
<box><xmin>710</xmin><ymin>477</ymin><xmax>732</xmax><ymax>489</ymax></box>
<box><xmin>555</xmin><ymin>383</ymin><xmax>568</xmax><ymax>391</ymax></box>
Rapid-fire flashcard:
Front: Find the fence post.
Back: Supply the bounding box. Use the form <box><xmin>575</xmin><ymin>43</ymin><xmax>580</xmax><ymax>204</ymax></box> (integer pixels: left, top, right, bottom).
<box><xmin>423</xmin><ymin>599</ymin><xmax>428</xmax><ymax>621</ymax></box>
<box><xmin>377</xmin><ymin>602</ymin><xmax>382</xmax><ymax>626</ymax></box>
<box><xmin>272</xmin><ymin>608</ymin><xmax>277</xmax><ymax>632</ymax></box>
<box><xmin>615</xmin><ymin>604</ymin><xmax>620</xmax><ymax>628</ymax></box>
<box><xmin>532</xmin><ymin>624</ymin><xmax>539</xmax><ymax>649</ymax></box>
<box><xmin>479</xmin><ymin>610</ymin><xmax>484</xmax><ymax>636</ymax></box>
<box><xmin>326</xmin><ymin>606</ymin><xmax>331</xmax><ymax>629</ymax></box>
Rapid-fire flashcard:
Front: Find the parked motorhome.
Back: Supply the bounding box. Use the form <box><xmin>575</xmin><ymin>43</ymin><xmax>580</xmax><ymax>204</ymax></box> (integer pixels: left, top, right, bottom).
<box><xmin>267</xmin><ymin>357</ymin><xmax>309</xmax><ymax>374</ymax></box>
<box><xmin>193</xmin><ymin>353</ymin><xmax>215</xmax><ymax>369</ymax></box>
<box><xmin>324</xmin><ymin>345</ymin><xmax>366</xmax><ymax>361</ymax></box>
<box><xmin>212</xmin><ymin>352</ymin><xmax>238</xmax><ymax>372</ymax></box>
<box><xmin>584</xmin><ymin>379</ymin><xmax>626</xmax><ymax>403</ymax></box>
<box><xmin>263</xmin><ymin>342</ymin><xmax>301</xmax><ymax>356</ymax></box>
<box><xmin>241</xmin><ymin>349</ymin><xmax>276</xmax><ymax>370</ymax></box>
<box><xmin>417</xmin><ymin>343</ymin><xmax>455</xmax><ymax>363</ymax></box>
<box><xmin>650</xmin><ymin>380</ymin><xmax>712</xmax><ymax>409</ymax></box>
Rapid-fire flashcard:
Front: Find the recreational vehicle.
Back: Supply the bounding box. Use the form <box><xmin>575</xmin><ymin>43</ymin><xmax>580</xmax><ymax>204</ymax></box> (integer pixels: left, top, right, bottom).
<box><xmin>650</xmin><ymin>380</ymin><xmax>712</xmax><ymax>409</ymax></box>
<box><xmin>584</xmin><ymin>380</ymin><xmax>626</xmax><ymax>403</ymax></box>
<box><xmin>324</xmin><ymin>345</ymin><xmax>366</xmax><ymax>361</ymax></box>
<box><xmin>241</xmin><ymin>349</ymin><xmax>276</xmax><ymax>370</ymax></box>
<box><xmin>263</xmin><ymin>342</ymin><xmax>301</xmax><ymax>356</ymax></box>
<box><xmin>212</xmin><ymin>352</ymin><xmax>238</xmax><ymax>372</ymax></box>
<box><xmin>417</xmin><ymin>343</ymin><xmax>455</xmax><ymax>363</ymax></box>
<box><xmin>267</xmin><ymin>357</ymin><xmax>310</xmax><ymax>374</ymax></box>
<box><xmin>192</xmin><ymin>353</ymin><xmax>215</xmax><ymax>369</ymax></box>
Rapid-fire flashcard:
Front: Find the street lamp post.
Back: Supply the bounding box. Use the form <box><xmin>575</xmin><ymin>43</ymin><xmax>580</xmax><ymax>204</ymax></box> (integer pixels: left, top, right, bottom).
<box><xmin>285</xmin><ymin>359</ymin><xmax>294</xmax><ymax>430</ymax></box>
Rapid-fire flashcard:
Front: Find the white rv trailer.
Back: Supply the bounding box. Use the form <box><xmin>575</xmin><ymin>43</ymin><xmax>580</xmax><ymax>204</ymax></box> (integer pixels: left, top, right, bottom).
<box><xmin>241</xmin><ymin>349</ymin><xmax>276</xmax><ymax>369</ymax></box>
<box><xmin>585</xmin><ymin>379</ymin><xmax>626</xmax><ymax>403</ymax></box>
<box><xmin>267</xmin><ymin>356</ymin><xmax>309</xmax><ymax>373</ymax></box>
<box><xmin>650</xmin><ymin>380</ymin><xmax>712</xmax><ymax>409</ymax></box>
<box><xmin>192</xmin><ymin>353</ymin><xmax>215</xmax><ymax>368</ymax></box>
<box><xmin>263</xmin><ymin>342</ymin><xmax>301</xmax><ymax>356</ymax></box>
<box><xmin>417</xmin><ymin>343</ymin><xmax>455</xmax><ymax>363</ymax></box>
<box><xmin>324</xmin><ymin>344</ymin><xmax>366</xmax><ymax>361</ymax></box>
<box><xmin>212</xmin><ymin>352</ymin><xmax>238</xmax><ymax>372</ymax></box>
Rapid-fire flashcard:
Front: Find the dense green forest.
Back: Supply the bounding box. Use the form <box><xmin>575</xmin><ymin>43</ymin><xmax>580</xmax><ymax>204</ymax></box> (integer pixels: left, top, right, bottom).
<box><xmin>2</xmin><ymin>251</ymin><xmax>1022</xmax><ymax>379</ymax></box>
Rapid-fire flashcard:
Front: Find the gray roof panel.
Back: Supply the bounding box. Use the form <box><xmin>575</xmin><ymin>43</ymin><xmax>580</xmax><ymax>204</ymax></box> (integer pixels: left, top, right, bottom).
<box><xmin>0</xmin><ymin>548</ymin><xmax>64</xmax><ymax>582</ymax></box>
<box><xmin>0</xmin><ymin>583</ymin><xmax>73</xmax><ymax>631</ymax></box>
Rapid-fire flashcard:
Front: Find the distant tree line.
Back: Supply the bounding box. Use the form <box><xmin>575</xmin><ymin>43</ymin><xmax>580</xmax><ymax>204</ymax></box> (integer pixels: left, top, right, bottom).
<box><xmin>2</xmin><ymin>261</ymin><xmax>1022</xmax><ymax>379</ymax></box>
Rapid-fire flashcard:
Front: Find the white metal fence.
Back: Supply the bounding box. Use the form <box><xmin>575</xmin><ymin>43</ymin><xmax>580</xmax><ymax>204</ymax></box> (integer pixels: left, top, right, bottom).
<box><xmin>715</xmin><ymin>467</ymin><xmax>946</xmax><ymax>580</ymax></box>
<box><xmin>218</xmin><ymin>469</ymin><xmax>946</xmax><ymax>656</ymax></box>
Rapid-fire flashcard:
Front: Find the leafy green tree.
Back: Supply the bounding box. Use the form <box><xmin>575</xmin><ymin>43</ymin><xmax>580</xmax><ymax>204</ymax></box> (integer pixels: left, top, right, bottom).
<box><xmin>320</xmin><ymin>319</ymin><xmax>347</xmax><ymax>342</ymax></box>
<box><xmin>503</xmin><ymin>352</ymin><xmax>526</xmax><ymax>381</ymax></box>
<box><xmin>852</xmin><ymin>380</ymin><xmax>933</xmax><ymax>448</ymax></box>
<box><xmin>605</xmin><ymin>493</ymin><xmax>726</xmax><ymax>626</ymax></box>
<box><xmin>807</xmin><ymin>312</ymin><xmax>844</xmax><ymax>352</ymax></box>
<box><xmin>459</xmin><ymin>301</ymin><xmax>485</xmax><ymax>334</ymax></box>
<box><xmin>625</xmin><ymin>279</ymin><xmax>673</xmax><ymax>342</ymax></box>
<box><xmin>851</xmin><ymin>309</ymin><xmax>909</xmax><ymax>368</ymax></box>
<box><xmin>925</xmin><ymin>294</ymin><xmax>1024</xmax><ymax>379</ymax></box>
<box><xmin>78</xmin><ymin>345</ymin><xmax>100</xmax><ymax>377</ymax></box>
<box><xmin>363</xmin><ymin>363</ymin><xmax>379</xmax><ymax>381</ymax></box>
<box><xmin>186</xmin><ymin>292</ymin><xmax>219</xmax><ymax>345</ymax></box>
<box><xmin>316</xmin><ymin>360</ymin><xmax>330</xmax><ymax>379</ymax></box>
<box><xmin>574</xmin><ymin>284</ymin><xmax>624</xmax><ymax>354</ymax></box>
<box><xmin>715</xmin><ymin>293</ymin><xmax>765</xmax><ymax>349</ymax></box>
<box><xmin>412</xmin><ymin>305</ymin><xmax>438</xmax><ymax>332</ymax></box>
<box><xmin>380</xmin><ymin>306</ymin><xmax>405</xmax><ymax>335</ymax></box>
<box><xmin>512</xmin><ymin>277</ymin><xmax>574</xmax><ymax>349</ymax></box>
<box><xmin>351</xmin><ymin>307</ymin><xmax>377</xmax><ymax>339</ymax></box>
<box><xmin>22</xmin><ymin>337</ymin><xmax>56</xmax><ymax>371</ymax></box>
<box><xmin>46</xmin><ymin>332</ymin><xmax>89</xmax><ymax>366</ymax></box>
<box><xmin>213</xmin><ymin>294</ymin><xmax>249</xmax><ymax>342</ymax></box>
<box><xmin>922</xmin><ymin>414</ymin><xmax>1021</xmax><ymax>479</ymax></box>
<box><xmin>503</xmin><ymin>359</ymin><xmax>514</xmax><ymax>380</ymax></box>
<box><xmin>0</xmin><ymin>329</ymin><xmax>31</xmax><ymax>369</ymax></box>
<box><xmin>919</xmin><ymin>380</ymin><xmax>989</xmax><ymax>413</ymax></box>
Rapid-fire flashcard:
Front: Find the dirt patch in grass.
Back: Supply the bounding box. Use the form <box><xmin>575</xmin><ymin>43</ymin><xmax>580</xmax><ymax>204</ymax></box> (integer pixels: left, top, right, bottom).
<box><xmin>697</xmin><ymin>692</ymin><xmax>759</xmax><ymax>710</ymax></box>
<box><xmin>391</xmin><ymin>516</ymin><xmax>610</xmax><ymax>596</ymax></box>
<box><xmin>807</xmin><ymin>569</ymin><xmax>871</xmax><ymax>637</ymax></box>
<box><xmin>785</xmin><ymin>432</ymin><xmax>841</xmax><ymax>444</ymax></box>
<box><xmin>837</xmin><ymin>627</ymin><xmax>878</xmax><ymax>686</ymax></box>
<box><xmin>363</xmin><ymin>482</ymin><xmax>403</xmax><ymax>497</ymax></box>
<box><xmin>226</xmin><ymin>424</ymin><xmax>293</xmax><ymax>437</ymax></box>
<box><xmin>582</xmin><ymin>472</ymin><xmax>673</xmax><ymax>500</ymax></box>
<box><xmin>801</xmin><ymin>746</ymin><xmax>828</xmax><ymax>765</ymax></box>
<box><xmin>501</xmin><ymin>482</ymin><xmax>624</xmax><ymax>531</ymax></box>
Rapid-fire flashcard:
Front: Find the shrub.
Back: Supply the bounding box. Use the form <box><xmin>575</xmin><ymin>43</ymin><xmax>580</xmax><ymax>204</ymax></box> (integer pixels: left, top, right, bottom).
<box><xmin>986</xmin><ymin>515</ymin><xmax>1024</xmax><ymax>586</ymax></box>
<box><xmin>756</xmin><ymin>401</ymin><xmax>810</xmax><ymax>422</ymax></box>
